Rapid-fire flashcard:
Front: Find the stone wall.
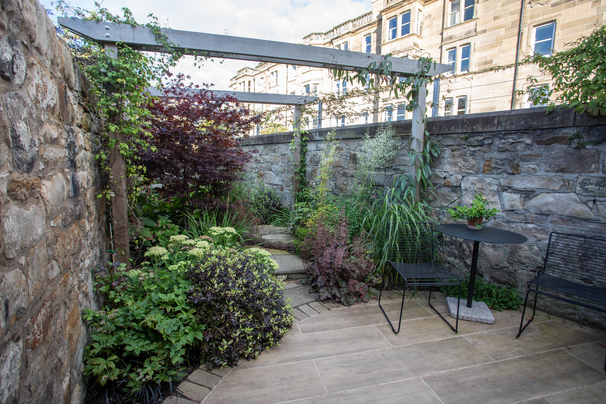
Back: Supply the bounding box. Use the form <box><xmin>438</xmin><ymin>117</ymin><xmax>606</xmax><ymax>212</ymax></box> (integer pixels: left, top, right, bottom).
<box><xmin>0</xmin><ymin>0</ymin><xmax>107</xmax><ymax>403</ymax></box>
<box><xmin>241</xmin><ymin>107</ymin><xmax>606</xmax><ymax>328</ymax></box>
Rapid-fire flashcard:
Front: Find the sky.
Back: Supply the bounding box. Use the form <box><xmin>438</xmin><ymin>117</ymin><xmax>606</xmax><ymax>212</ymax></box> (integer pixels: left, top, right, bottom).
<box><xmin>42</xmin><ymin>0</ymin><xmax>372</xmax><ymax>89</ymax></box>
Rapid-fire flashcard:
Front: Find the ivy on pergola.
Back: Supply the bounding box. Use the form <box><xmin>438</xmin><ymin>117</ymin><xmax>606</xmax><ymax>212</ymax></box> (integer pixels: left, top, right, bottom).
<box><xmin>59</xmin><ymin>17</ymin><xmax>450</xmax><ymax>263</ymax></box>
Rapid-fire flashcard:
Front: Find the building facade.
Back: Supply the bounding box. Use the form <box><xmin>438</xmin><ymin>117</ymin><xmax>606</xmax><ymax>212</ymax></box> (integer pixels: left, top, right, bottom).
<box><xmin>230</xmin><ymin>0</ymin><xmax>605</xmax><ymax>131</ymax></box>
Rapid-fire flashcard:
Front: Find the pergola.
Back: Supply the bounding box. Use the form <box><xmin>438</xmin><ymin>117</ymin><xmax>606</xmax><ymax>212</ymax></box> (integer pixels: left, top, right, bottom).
<box><xmin>59</xmin><ymin>18</ymin><xmax>451</xmax><ymax>264</ymax></box>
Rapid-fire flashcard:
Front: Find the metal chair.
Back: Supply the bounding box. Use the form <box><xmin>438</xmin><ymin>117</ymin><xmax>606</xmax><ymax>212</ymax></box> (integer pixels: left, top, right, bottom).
<box><xmin>378</xmin><ymin>222</ymin><xmax>461</xmax><ymax>334</ymax></box>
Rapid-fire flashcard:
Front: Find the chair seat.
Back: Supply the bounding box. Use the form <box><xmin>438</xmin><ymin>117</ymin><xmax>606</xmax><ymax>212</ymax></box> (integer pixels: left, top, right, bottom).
<box><xmin>530</xmin><ymin>273</ymin><xmax>606</xmax><ymax>307</ymax></box>
<box><xmin>389</xmin><ymin>261</ymin><xmax>461</xmax><ymax>286</ymax></box>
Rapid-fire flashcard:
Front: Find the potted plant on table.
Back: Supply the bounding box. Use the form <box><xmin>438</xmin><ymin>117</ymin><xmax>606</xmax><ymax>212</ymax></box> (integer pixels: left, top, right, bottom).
<box><xmin>447</xmin><ymin>193</ymin><xmax>499</xmax><ymax>230</ymax></box>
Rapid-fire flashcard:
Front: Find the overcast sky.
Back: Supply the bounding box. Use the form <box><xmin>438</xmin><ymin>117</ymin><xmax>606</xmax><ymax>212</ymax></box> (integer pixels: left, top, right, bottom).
<box><xmin>42</xmin><ymin>0</ymin><xmax>372</xmax><ymax>89</ymax></box>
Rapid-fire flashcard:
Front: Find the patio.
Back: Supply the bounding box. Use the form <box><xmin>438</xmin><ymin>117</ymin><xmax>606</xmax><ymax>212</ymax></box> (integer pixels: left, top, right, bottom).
<box><xmin>168</xmin><ymin>285</ymin><xmax>606</xmax><ymax>404</ymax></box>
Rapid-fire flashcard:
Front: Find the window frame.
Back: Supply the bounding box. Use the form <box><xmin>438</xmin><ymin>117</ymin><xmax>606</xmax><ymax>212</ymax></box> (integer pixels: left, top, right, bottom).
<box><xmin>459</xmin><ymin>44</ymin><xmax>471</xmax><ymax>73</ymax></box>
<box><xmin>449</xmin><ymin>0</ymin><xmax>460</xmax><ymax>27</ymax></box>
<box><xmin>444</xmin><ymin>98</ymin><xmax>453</xmax><ymax>116</ymax></box>
<box><xmin>385</xmin><ymin>105</ymin><xmax>394</xmax><ymax>122</ymax></box>
<box><xmin>401</xmin><ymin>11</ymin><xmax>411</xmax><ymax>36</ymax></box>
<box><xmin>457</xmin><ymin>96</ymin><xmax>467</xmax><ymax>115</ymax></box>
<box><xmin>532</xmin><ymin>21</ymin><xmax>556</xmax><ymax>56</ymax></box>
<box><xmin>396</xmin><ymin>103</ymin><xmax>406</xmax><ymax>121</ymax></box>
<box><xmin>446</xmin><ymin>48</ymin><xmax>457</xmax><ymax>75</ymax></box>
<box><xmin>388</xmin><ymin>17</ymin><xmax>397</xmax><ymax>41</ymax></box>
<box><xmin>364</xmin><ymin>34</ymin><xmax>372</xmax><ymax>53</ymax></box>
<box><xmin>463</xmin><ymin>0</ymin><xmax>475</xmax><ymax>23</ymax></box>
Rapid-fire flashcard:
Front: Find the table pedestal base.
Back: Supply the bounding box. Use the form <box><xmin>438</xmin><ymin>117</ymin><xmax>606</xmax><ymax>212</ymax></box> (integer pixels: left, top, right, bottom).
<box><xmin>447</xmin><ymin>297</ymin><xmax>495</xmax><ymax>324</ymax></box>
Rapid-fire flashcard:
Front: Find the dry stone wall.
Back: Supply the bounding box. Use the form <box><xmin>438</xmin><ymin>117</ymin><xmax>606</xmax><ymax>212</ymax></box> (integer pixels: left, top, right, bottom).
<box><xmin>0</xmin><ymin>0</ymin><xmax>107</xmax><ymax>403</ymax></box>
<box><xmin>241</xmin><ymin>108</ymin><xmax>606</xmax><ymax>328</ymax></box>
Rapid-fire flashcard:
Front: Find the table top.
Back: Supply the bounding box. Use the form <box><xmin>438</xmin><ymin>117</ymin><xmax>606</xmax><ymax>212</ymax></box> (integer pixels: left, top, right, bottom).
<box><xmin>436</xmin><ymin>224</ymin><xmax>527</xmax><ymax>244</ymax></box>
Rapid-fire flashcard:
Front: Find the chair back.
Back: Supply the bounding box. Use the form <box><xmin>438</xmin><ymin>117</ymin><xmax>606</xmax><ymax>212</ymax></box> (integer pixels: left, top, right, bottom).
<box><xmin>544</xmin><ymin>232</ymin><xmax>606</xmax><ymax>288</ymax></box>
<box><xmin>388</xmin><ymin>222</ymin><xmax>436</xmax><ymax>264</ymax></box>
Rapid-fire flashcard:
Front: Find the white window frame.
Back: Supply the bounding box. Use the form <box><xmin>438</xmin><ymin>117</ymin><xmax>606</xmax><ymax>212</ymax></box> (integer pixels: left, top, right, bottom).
<box><xmin>463</xmin><ymin>0</ymin><xmax>475</xmax><ymax>23</ymax></box>
<box><xmin>336</xmin><ymin>82</ymin><xmax>340</xmax><ymax>95</ymax></box>
<box><xmin>532</xmin><ymin>22</ymin><xmax>556</xmax><ymax>56</ymax></box>
<box><xmin>416</xmin><ymin>10</ymin><xmax>423</xmax><ymax>35</ymax></box>
<box><xmin>457</xmin><ymin>96</ymin><xmax>467</xmax><ymax>115</ymax></box>
<box><xmin>449</xmin><ymin>0</ymin><xmax>474</xmax><ymax>27</ymax></box>
<box><xmin>364</xmin><ymin>34</ymin><xmax>372</xmax><ymax>53</ymax></box>
<box><xmin>449</xmin><ymin>0</ymin><xmax>460</xmax><ymax>27</ymax></box>
<box><xmin>526</xmin><ymin>84</ymin><xmax>550</xmax><ymax>108</ymax></box>
<box><xmin>446</xmin><ymin>48</ymin><xmax>456</xmax><ymax>75</ymax></box>
<box><xmin>396</xmin><ymin>103</ymin><xmax>406</xmax><ymax>121</ymax></box>
<box><xmin>304</xmin><ymin>84</ymin><xmax>310</xmax><ymax>94</ymax></box>
<box><xmin>444</xmin><ymin>98</ymin><xmax>453</xmax><ymax>116</ymax></box>
<box><xmin>343</xmin><ymin>42</ymin><xmax>348</xmax><ymax>51</ymax></box>
<box><xmin>459</xmin><ymin>44</ymin><xmax>471</xmax><ymax>73</ymax></box>
<box><xmin>388</xmin><ymin>17</ymin><xmax>397</xmax><ymax>41</ymax></box>
<box><xmin>401</xmin><ymin>11</ymin><xmax>411</xmax><ymax>36</ymax></box>
<box><xmin>385</xmin><ymin>105</ymin><xmax>394</xmax><ymax>122</ymax></box>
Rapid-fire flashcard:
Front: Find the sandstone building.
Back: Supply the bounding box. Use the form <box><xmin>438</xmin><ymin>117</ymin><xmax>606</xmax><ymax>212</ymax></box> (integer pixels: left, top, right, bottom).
<box><xmin>229</xmin><ymin>0</ymin><xmax>605</xmax><ymax>131</ymax></box>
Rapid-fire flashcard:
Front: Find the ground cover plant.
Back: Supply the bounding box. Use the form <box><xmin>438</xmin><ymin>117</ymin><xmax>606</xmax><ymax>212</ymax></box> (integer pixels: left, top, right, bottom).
<box><xmin>442</xmin><ymin>276</ymin><xmax>522</xmax><ymax>311</ymax></box>
<box><xmin>83</xmin><ymin>228</ymin><xmax>289</xmax><ymax>403</ymax></box>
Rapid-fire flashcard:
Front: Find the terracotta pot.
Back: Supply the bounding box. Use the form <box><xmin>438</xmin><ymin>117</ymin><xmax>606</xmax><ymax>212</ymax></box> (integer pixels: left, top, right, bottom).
<box><xmin>467</xmin><ymin>217</ymin><xmax>483</xmax><ymax>230</ymax></box>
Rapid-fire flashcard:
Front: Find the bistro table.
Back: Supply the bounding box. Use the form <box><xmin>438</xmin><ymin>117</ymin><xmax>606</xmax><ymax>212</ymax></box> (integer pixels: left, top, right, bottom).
<box><xmin>436</xmin><ymin>224</ymin><xmax>527</xmax><ymax>323</ymax></box>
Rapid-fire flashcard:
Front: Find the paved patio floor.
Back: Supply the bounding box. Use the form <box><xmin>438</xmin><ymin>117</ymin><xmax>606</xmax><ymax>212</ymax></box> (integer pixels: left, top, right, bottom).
<box><xmin>168</xmin><ymin>287</ymin><xmax>606</xmax><ymax>404</ymax></box>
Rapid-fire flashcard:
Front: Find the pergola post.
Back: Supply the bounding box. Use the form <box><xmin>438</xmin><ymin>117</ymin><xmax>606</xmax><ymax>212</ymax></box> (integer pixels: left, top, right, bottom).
<box><xmin>293</xmin><ymin>105</ymin><xmax>302</xmax><ymax>200</ymax></box>
<box><xmin>318</xmin><ymin>101</ymin><xmax>322</xmax><ymax>128</ymax></box>
<box><xmin>105</xmin><ymin>43</ymin><xmax>130</xmax><ymax>266</ymax></box>
<box><xmin>411</xmin><ymin>83</ymin><xmax>427</xmax><ymax>202</ymax></box>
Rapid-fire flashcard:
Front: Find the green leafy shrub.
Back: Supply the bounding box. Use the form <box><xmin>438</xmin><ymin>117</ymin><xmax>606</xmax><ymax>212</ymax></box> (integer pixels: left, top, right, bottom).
<box><xmin>442</xmin><ymin>276</ymin><xmax>522</xmax><ymax>311</ymax></box>
<box><xmin>187</xmin><ymin>247</ymin><xmax>293</xmax><ymax>368</ymax></box>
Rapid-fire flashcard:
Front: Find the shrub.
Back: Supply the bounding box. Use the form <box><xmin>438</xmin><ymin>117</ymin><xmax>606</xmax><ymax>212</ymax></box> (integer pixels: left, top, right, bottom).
<box><xmin>187</xmin><ymin>247</ymin><xmax>292</xmax><ymax>368</ymax></box>
<box><xmin>249</xmin><ymin>185</ymin><xmax>285</xmax><ymax>224</ymax></box>
<box><xmin>442</xmin><ymin>276</ymin><xmax>522</xmax><ymax>311</ymax></box>
<box><xmin>301</xmin><ymin>212</ymin><xmax>376</xmax><ymax>306</ymax></box>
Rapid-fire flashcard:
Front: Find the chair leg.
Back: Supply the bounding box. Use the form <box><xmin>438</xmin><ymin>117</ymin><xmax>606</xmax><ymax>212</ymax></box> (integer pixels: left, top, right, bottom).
<box><xmin>427</xmin><ymin>286</ymin><xmax>459</xmax><ymax>333</ymax></box>
<box><xmin>378</xmin><ymin>276</ymin><xmax>407</xmax><ymax>335</ymax></box>
<box><xmin>516</xmin><ymin>290</ymin><xmax>538</xmax><ymax>338</ymax></box>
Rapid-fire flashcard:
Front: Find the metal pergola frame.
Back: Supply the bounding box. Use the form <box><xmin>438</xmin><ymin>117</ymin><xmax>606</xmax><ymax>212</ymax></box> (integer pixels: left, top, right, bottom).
<box><xmin>59</xmin><ymin>17</ymin><xmax>450</xmax><ymax>264</ymax></box>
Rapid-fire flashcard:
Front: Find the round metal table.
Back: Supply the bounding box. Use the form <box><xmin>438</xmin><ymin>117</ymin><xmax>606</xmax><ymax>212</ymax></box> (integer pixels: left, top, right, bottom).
<box><xmin>436</xmin><ymin>224</ymin><xmax>527</xmax><ymax>308</ymax></box>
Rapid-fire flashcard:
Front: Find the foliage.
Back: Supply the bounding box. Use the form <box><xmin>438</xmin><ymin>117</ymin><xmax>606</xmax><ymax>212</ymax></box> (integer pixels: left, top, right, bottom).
<box><xmin>139</xmin><ymin>74</ymin><xmax>261</xmax><ymax>207</ymax></box>
<box><xmin>300</xmin><ymin>212</ymin><xmax>376</xmax><ymax>306</ymax></box>
<box><xmin>362</xmin><ymin>190</ymin><xmax>435</xmax><ymax>277</ymax></box>
<box><xmin>241</xmin><ymin>173</ymin><xmax>287</xmax><ymax>225</ymax></box>
<box><xmin>82</xmin><ymin>258</ymin><xmax>203</xmax><ymax>403</ymax></box>
<box><xmin>447</xmin><ymin>193</ymin><xmax>499</xmax><ymax>227</ymax></box>
<box><xmin>522</xmin><ymin>25</ymin><xmax>606</xmax><ymax>116</ymax></box>
<box><xmin>442</xmin><ymin>276</ymin><xmax>522</xmax><ymax>311</ymax></box>
<box><xmin>315</xmin><ymin>129</ymin><xmax>339</xmax><ymax>204</ymax></box>
<box><xmin>187</xmin><ymin>246</ymin><xmax>292</xmax><ymax>368</ymax></box>
<box><xmin>357</xmin><ymin>123</ymin><xmax>399</xmax><ymax>182</ymax></box>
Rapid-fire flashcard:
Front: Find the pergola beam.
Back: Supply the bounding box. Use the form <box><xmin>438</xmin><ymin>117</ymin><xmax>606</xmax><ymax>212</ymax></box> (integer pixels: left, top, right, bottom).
<box><xmin>147</xmin><ymin>88</ymin><xmax>317</xmax><ymax>105</ymax></box>
<box><xmin>58</xmin><ymin>18</ymin><xmax>452</xmax><ymax>77</ymax></box>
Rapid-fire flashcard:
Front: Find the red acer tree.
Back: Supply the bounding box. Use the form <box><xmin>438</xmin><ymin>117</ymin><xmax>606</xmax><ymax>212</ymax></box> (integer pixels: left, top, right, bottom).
<box><xmin>139</xmin><ymin>74</ymin><xmax>262</xmax><ymax>208</ymax></box>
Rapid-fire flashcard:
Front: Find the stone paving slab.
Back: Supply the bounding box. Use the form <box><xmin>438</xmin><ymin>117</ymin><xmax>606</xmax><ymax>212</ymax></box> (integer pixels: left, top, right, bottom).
<box><xmin>201</xmin><ymin>361</ymin><xmax>326</xmax><ymax>404</ymax></box>
<box><xmin>272</xmin><ymin>254</ymin><xmax>306</xmax><ymax>274</ymax></box>
<box><xmin>163</xmin><ymin>396</ymin><xmax>199</xmax><ymax>404</ymax></box>
<box><xmin>541</xmin><ymin>381</ymin><xmax>606</xmax><ymax>404</ymax></box>
<box><xmin>423</xmin><ymin>350</ymin><xmax>606</xmax><ymax>404</ymax></box>
<box><xmin>314</xmin><ymin>337</ymin><xmax>491</xmax><ymax>394</ymax></box>
<box><xmin>186</xmin><ymin>369</ymin><xmax>222</xmax><ymax>389</ymax></box>
<box><xmin>464</xmin><ymin>320</ymin><xmax>605</xmax><ymax>361</ymax></box>
<box><xmin>292</xmin><ymin>307</ymin><xmax>309</xmax><ymax>321</ymax></box>
<box><xmin>298</xmin><ymin>303</ymin><xmax>319</xmax><ymax>317</ymax></box>
<box><xmin>283</xmin><ymin>285</ymin><xmax>318</xmax><ymax>307</ymax></box>
<box><xmin>289</xmin><ymin>377</ymin><xmax>443</xmax><ymax>404</ymax></box>
<box><xmin>176</xmin><ymin>380</ymin><xmax>210</xmax><ymax>402</ymax></box>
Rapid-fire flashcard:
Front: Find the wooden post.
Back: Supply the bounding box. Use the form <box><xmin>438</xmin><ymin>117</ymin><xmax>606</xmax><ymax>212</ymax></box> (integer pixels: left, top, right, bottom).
<box><xmin>105</xmin><ymin>43</ymin><xmax>130</xmax><ymax>265</ymax></box>
<box><xmin>293</xmin><ymin>105</ymin><xmax>302</xmax><ymax>201</ymax></box>
<box><xmin>411</xmin><ymin>83</ymin><xmax>427</xmax><ymax>202</ymax></box>
<box><xmin>318</xmin><ymin>101</ymin><xmax>322</xmax><ymax>128</ymax></box>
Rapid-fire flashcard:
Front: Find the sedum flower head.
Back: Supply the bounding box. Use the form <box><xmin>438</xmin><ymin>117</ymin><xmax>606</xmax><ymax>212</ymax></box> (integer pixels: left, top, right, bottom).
<box><xmin>195</xmin><ymin>240</ymin><xmax>211</xmax><ymax>249</ymax></box>
<box><xmin>144</xmin><ymin>246</ymin><xmax>168</xmax><ymax>258</ymax></box>
<box><xmin>169</xmin><ymin>235</ymin><xmax>190</xmax><ymax>243</ymax></box>
<box><xmin>188</xmin><ymin>248</ymin><xmax>207</xmax><ymax>259</ymax></box>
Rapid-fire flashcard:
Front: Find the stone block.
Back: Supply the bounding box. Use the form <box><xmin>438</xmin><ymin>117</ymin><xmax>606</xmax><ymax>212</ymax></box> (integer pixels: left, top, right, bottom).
<box><xmin>500</xmin><ymin>175</ymin><xmax>562</xmax><ymax>191</ymax></box>
<box><xmin>525</xmin><ymin>193</ymin><xmax>594</xmax><ymax>219</ymax></box>
<box><xmin>3</xmin><ymin>203</ymin><xmax>46</xmax><ymax>259</ymax></box>
<box><xmin>177</xmin><ymin>381</ymin><xmax>210</xmax><ymax>402</ymax></box>
<box><xmin>502</xmin><ymin>192</ymin><xmax>522</xmax><ymax>211</ymax></box>
<box><xmin>497</xmin><ymin>134</ymin><xmax>533</xmax><ymax>152</ymax></box>
<box><xmin>546</xmin><ymin>217</ymin><xmax>606</xmax><ymax>237</ymax></box>
<box><xmin>461</xmin><ymin>177</ymin><xmax>499</xmax><ymax>209</ymax></box>
<box><xmin>0</xmin><ymin>269</ymin><xmax>28</xmax><ymax>329</ymax></box>
<box><xmin>41</xmin><ymin>175</ymin><xmax>67</xmax><ymax>216</ymax></box>
<box><xmin>534</xmin><ymin>131</ymin><xmax>570</xmax><ymax>145</ymax></box>
<box><xmin>0</xmin><ymin>37</ymin><xmax>26</xmax><ymax>85</ymax></box>
<box><xmin>0</xmin><ymin>339</ymin><xmax>23</xmax><ymax>403</ymax></box>
<box><xmin>544</xmin><ymin>149</ymin><xmax>599</xmax><ymax>173</ymax></box>
<box><xmin>187</xmin><ymin>369</ymin><xmax>222</xmax><ymax>388</ymax></box>
<box><xmin>576</xmin><ymin>177</ymin><xmax>606</xmax><ymax>197</ymax></box>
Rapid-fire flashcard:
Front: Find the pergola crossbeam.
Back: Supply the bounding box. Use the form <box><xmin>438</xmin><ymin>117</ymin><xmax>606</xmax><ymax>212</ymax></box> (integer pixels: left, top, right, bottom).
<box><xmin>147</xmin><ymin>88</ymin><xmax>317</xmax><ymax>105</ymax></box>
<box><xmin>58</xmin><ymin>18</ymin><xmax>451</xmax><ymax>77</ymax></box>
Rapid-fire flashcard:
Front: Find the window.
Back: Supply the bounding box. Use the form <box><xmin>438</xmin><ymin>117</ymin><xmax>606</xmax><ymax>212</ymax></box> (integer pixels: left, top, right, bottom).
<box><xmin>416</xmin><ymin>10</ymin><xmax>423</xmax><ymax>35</ymax></box>
<box><xmin>313</xmin><ymin>83</ymin><xmax>318</xmax><ymax>93</ymax></box>
<box><xmin>527</xmin><ymin>84</ymin><xmax>550</xmax><ymax>107</ymax></box>
<box><xmin>312</xmin><ymin>117</ymin><xmax>319</xmax><ymax>129</ymax></box>
<box><xmin>364</xmin><ymin>34</ymin><xmax>372</xmax><ymax>53</ymax></box>
<box><xmin>446</xmin><ymin>48</ymin><xmax>456</xmax><ymax>75</ymax></box>
<box><xmin>457</xmin><ymin>96</ymin><xmax>467</xmax><ymax>115</ymax></box>
<box><xmin>444</xmin><ymin>98</ymin><xmax>453</xmax><ymax>116</ymax></box>
<box><xmin>304</xmin><ymin>84</ymin><xmax>310</xmax><ymax>94</ymax></box>
<box><xmin>401</xmin><ymin>11</ymin><xmax>411</xmax><ymax>36</ymax></box>
<box><xmin>343</xmin><ymin>42</ymin><xmax>348</xmax><ymax>51</ymax></box>
<box><xmin>449</xmin><ymin>0</ymin><xmax>474</xmax><ymax>26</ymax></box>
<box><xmin>388</xmin><ymin>17</ymin><xmax>397</xmax><ymax>40</ymax></box>
<box><xmin>342</xmin><ymin>80</ymin><xmax>347</xmax><ymax>96</ymax></box>
<box><xmin>385</xmin><ymin>105</ymin><xmax>393</xmax><ymax>122</ymax></box>
<box><xmin>336</xmin><ymin>82</ymin><xmax>340</xmax><ymax>95</ymax></box>
<box><xmin>270</xmin><ymin>71</ymin><xmax>278</xmax><ymax>86</ymax></box>
<box><xmin>533</xmin><ymin>22</ymin><xmax>556</xmax><ymax>56</ymax></box>
<box><xmin>362</xmin><ymin>112</ymin><xmax>369</xmax><ymax>124</ymax></box>
<box><xmin>396</xmin><ymin>103</ymin><xmax>406</xmax><ymax>121</ymax></box>
<box><xmin>340</xmin><ymin>116</ymin><xmax>345</xmax><ymax>126</ymax></box>
<box><xmin>460</xmin><ymin>44</ymin><xmax>470</xmax><ymax>73</ymax></box>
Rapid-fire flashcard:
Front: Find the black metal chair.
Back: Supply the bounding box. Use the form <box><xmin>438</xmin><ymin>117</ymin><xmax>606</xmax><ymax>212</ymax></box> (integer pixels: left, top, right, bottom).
<box><xmin>378</xmin><ymin>222</ymin><xmax>461</xmax><ymax>334</ymax></box>
<box><xmin>516</xmin><ymin>232</ymin><xmax>606</xmax><ymax>372</ymax></box>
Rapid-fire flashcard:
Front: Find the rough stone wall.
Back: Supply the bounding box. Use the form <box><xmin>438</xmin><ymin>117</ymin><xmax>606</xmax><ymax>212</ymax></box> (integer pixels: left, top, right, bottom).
<box><xmin>0</xmin><ymin>0</ymin><xmax>107</xmax><ymax>403</ymax></box>
<box><xmin>241</xmin><ymin>108</ymin><xmax>606</xmax><ymax>328</ymax></box>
